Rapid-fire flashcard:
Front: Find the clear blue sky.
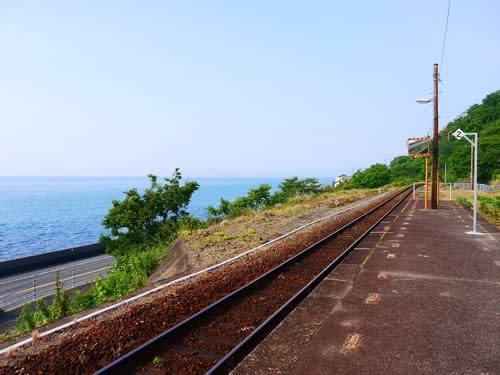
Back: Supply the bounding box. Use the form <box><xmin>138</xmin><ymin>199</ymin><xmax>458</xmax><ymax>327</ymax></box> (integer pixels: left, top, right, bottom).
<box><xmin>1</xmin><ymin>1</ymin><xmax>499</xmax><ymax>178</ymax></box>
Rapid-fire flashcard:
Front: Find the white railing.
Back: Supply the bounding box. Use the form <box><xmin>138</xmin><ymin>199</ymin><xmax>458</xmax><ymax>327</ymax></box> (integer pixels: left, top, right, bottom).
<box><xmin>413</xmin><ymin>182</ymin><xmax>499</xmax><ymax>202</ymax></box>
<box><xmin>451</xmin><ymin>183</ymin><xmax>500</xmax><ymax>192</ymax></box>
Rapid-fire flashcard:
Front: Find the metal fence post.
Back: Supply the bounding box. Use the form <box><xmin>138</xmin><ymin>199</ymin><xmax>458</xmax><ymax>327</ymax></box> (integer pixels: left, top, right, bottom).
<box><xmin>32</xmin><ymin>279</ymin><xmax>36</xmax><ymax>302</ymax></box>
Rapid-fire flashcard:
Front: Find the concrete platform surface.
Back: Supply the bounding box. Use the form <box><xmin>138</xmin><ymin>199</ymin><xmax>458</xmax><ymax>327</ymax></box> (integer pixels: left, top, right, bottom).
<box><xmin>232</xmin><ymin>199</ymin><xmax>500</xmax><ymax>374</ymax></box>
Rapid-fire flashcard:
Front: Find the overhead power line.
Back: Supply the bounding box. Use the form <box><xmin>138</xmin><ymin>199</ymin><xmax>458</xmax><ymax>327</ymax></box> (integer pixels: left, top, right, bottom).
<box><xmin>439</xmin><ymin>0</ymin><xmax>452</xmax><ymax>74</ymax></box>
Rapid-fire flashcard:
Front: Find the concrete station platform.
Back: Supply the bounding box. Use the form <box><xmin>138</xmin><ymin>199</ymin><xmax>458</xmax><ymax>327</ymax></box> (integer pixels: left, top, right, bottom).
<box><xmin>232</xmin><ymin>199</ymin><xmax>500</xmax><ymax>374</ymax></box>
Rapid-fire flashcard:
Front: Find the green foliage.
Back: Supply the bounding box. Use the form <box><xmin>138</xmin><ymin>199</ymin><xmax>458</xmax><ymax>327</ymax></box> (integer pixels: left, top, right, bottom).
<box><xmin>71</xmin><ymin>247</ymin><xmax>162</xmax><ymax>309</ymax></box>
<box><xmin>207</xmin><ymin>184</ymin><xmax>274</xmax><ymax>219</ymax></box>
<box><xmin>178</xmin><ymin>215</ymin><xmax>206</xmax><ymax>233</ymax></box>
<box><xmin>70</xmin><ymin>290</ymin><xmax>98</xmax><ymax>312</ymax></box>
<box><xmin>15</xmin><ymin>171</ymin><xmax>191</xmax><ymax>334</ymax></box>
<box><xmin>16</xmin><ymin>304</ymin><xmax>35</xmax><ymax>332</ymax></box>
<box><xmin>275</xmin><ymin>177</ymin><xmax>321</xmax><ymax>201</ymax></box>
<box><xmin>33</xmin><ymin>300</ymin><xmax>51</xmax><ymax>326</ymax></box>
<box><xmin>15</xmin><ymin>272</ymin><xmax>71</xmax><ymax>333</ymax></box>
<box><xmin>152</xmin><ymin>356</ymin><xmax>165</xmax><ymax>368</ymax></box>
<box><xmin>50</xmin><ymin>272</ymin><xmax>69</xmax><ymax>320</ymax></box>
<box><xmin>477</xmin><ymin>195</ymin><xmax>499</xmax><ymax>220</ymax></box>
<box><xmin>442</xmin><ymin>90</ymin><xmax>500</xmax><ymax>183</ymax></box>
<box><xmin>477</xmin><ymin>195</ymin><xmax>500</xmax><ymax>208</ymax></box>
<box><xmin>246</xmin><ymin>184</ymin><xmax>274</xmax><ymax>209</ymax></box>
<box><xmin>390</xmin><ymin>156</ymin><xmax>425</xmax><ymax>184</ymax></box>
<box><xmin>100</xmin><ymin>168</ymin><xmax>199</xmax><ymax>255</ymax></box>
<box><xmin>14</xmin><ymin>245</ymin><xmax>164</xmax><ymax>334</ymax></box>
<box><xmin>204</xmin><ymin>231</ymin><xmax>234</xmax><ymax>245</ymax></box>
<box><xmin>237</xmin><ymin>228</ymin><xmax>257</xmax><ymax>242</ymax></box>
<box><xmin>349</xmin><ymin>163</ymin><xmax>391</xmax><ymax>188</ymax></box>
<box><xmin>207</xmin><ymin>178</ymin><xmax>324</xmax><ymax>221</ymax></box>
<box><xmin>456</xmin><ymin>196</ymin><xmax>473</xmax><ymax>208</ymax></box>
<box><xmin>348</xmin><ymin>91</ymin><xmax>499</xmax><ymax>188</ymax></box>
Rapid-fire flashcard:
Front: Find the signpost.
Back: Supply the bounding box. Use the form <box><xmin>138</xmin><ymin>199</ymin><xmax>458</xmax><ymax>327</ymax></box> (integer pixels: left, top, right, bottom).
<box><xmin>452</xmin><ymin>128</ymin><xmax>481</xmax><ymax>234</ymax></box>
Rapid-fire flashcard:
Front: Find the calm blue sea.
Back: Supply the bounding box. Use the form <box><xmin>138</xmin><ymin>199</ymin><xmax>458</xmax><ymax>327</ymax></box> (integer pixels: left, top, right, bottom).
<box><xmin>0</xmin><ymin>176</ymin><xmax>332</xmax><ymax>261</ymax></box>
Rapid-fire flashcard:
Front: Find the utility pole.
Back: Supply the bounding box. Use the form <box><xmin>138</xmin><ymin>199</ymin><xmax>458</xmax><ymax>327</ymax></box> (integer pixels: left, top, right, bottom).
<box><xmin>431</xmin><ymin>63</ymin><xmax>439</xmax><ymax>209</ymax></box>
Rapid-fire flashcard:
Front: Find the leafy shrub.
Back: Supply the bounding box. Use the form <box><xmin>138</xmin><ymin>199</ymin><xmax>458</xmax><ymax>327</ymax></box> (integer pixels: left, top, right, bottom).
<box><xmin>50</xmin><ymin>272</ymin><xmax>69</xmax><ymax>320</ymax></box>
<box><xmin>100</xmin><ymin>169</ymin><xmax>199</xmax><ymax>255</ymax></box>
<box><xmin>16</xmin><ymin>304</ymin><xmax>35</xmax><ymax>332</ymax></box>
<box><xmin>207</xmin><ymin>178</ymin><xmax>325</xmax><ymax>221</ymax></box>
<box><xmin>478</xmin><ymin>195</ymin><xmax>500</xmax><ymax>208</ymax></box>
<box><xmin>15</xmin><ymin>245</ymin><xmax>164</xmax><ymax>334</ymax></box>
<box><xmin>33</xmin><ymin>300</ymin><xmax>51</xmax><ymax>326</ymax></box>
<box><xmin>79</xmin><ymin>247</ymin><xmax>162</xmax><ymax>305</ymax></box>
<box><xmin>349</xmin><ymin>164</ymin><xmax>391</xmax><ymax>189</ymax></box>
<box><xmin>276</xmin><ymin>177</ymin><xmax>321</xmax><ymax>200</ymax></box>
<box><xmin>456</xmin><ymin>196</ymin><xmax>473</xmax><ymax>208</ymax></box>
<box><xmin>477</xmin><ymin>195</ymin><xmax>499</xmax><ymax>220</ymax></box>
<box><xmin>15</xmin><ymin>272</ymin><xmax>70</xmax><ymax>333</ymax></box>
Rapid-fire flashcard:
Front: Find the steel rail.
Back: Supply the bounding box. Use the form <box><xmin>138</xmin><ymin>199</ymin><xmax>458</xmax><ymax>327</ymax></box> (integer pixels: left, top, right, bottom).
<box><xmin>207</xmin><ymin>187</ymin><xmax>410</xmax><ymax>374</ymax></box>
<box><xmin>95</xmin><ymin>187</ymin><xmax>411</xmax><ymax>375</ymax></box>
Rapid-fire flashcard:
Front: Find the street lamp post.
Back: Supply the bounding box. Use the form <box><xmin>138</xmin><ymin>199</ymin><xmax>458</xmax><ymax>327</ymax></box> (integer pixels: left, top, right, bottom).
<box><xmin>416</xmin><ymin>63</ymin><xmax>440</xmax><ymax>209</ymax></box>
<box><xmin>452</xmin><ymin>128</ymin><xmax>481</xmax><ymax>234</ymax></box>
<box><xmin>431</xmin><ymin>63</ymin><xmax>439</xmax><ymax>209</ymax></box>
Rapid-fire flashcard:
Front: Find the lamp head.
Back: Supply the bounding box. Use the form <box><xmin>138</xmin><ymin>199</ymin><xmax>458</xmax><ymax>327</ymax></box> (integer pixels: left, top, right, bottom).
<box><xmin>416</xmin><ymin>98</ymin><xmax>432</xmax><ymax>104</ymax></box>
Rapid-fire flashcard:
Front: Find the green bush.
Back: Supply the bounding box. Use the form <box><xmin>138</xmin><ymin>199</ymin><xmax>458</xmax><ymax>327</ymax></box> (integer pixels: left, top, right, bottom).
<box><xmin>14</xmin><ymin>171</ymin><xmax>190</xmax><ymax>334</ymax></box>
<box><xmin>16</xmin><ymin>304</ymin><xmax>35</xmax><ymax>332</ymax></box>
<box><xmin>100</xmin><ymin>169</ymin><xmax>199</xmax><ymax>255</ymax></box>
<box><xmin>349</xmin><ymin>164</ymin><xmax>391</xmax><ymax>189</ymax></box>
<box><xmin>78</xmin><ymin>247</ymin><xmax>162</xmax><ymax>305</ymax></box>
<box><xmin>50</xmin><ymin>273</ymin><xmax>69</xmax><ymax>320</ymax></box>
<box><xmin>14</xmin><ymin>245</ymin><xmax>165</xmax><ymax>334</ymax></box>
<box><xmin>477</xmin><ymin>195</ymin><xmax>499</xmax><ymax>219</ymax></box>
<box><xmin>456</xmin><ymin>196</ymin><xmax>473</xmax><ymax>208</ymax></box>
<box><xmin>15</xmin><ymin>272</ymin><xmax>71</xmax><ymax>333</ymax></box>
<box><xmin>33</xmin><ymin>300</ymin><xmax>51</xmax><ymax>327</ymax></box>
<box><xmin>207</xmin><ymin>178</ymin><xmax>325</xmax><ymax>221</ymax></box>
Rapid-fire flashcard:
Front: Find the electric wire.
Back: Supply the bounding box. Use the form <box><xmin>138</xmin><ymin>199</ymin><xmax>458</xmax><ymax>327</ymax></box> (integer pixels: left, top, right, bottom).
<box><xmin>439</xmin><ymin>0</ymin><xmax>452</xmax><ymax>75</ymax></box>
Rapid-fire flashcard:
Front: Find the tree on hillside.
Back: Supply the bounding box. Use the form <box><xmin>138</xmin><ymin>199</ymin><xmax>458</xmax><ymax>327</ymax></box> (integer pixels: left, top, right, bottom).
<box><xmin>100</xmin><ymin>169</ymin><xmax>199</xmax><ymax>255</ymax></box>
<box><xmin>207</xmin><ymin>183</ymin><xmax>274</xmax><ymax>219</ymax></box>
<box><xmin>349</xmin><ymin>163</ymin><xmax>391</xmax><ymax>188</ymax></box>
<box><xmin>390</xmin><ymin>156</ymin><xmax>425</xmax><ymax>183</ymax></box>
<box><xmin>272</xmin><ymin>177</ymin><xmax>321</xmax><ymax>203</ymax></box>
<box><xmin>282</xmin><ymin>177</ymin><xmax>321</xmax><ymax>196</ymax></box>
<box><xmin>441</xmin><ymin>90</ymin><xmax>500</xmax><ymax>183</ymax></box>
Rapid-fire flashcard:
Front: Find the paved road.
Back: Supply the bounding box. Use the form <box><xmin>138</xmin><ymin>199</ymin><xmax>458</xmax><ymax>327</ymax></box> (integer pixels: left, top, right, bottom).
<box><xmin>0</xmin><ymin>254</ymin><xmax>114</xmax><ymax>312</ymax></box>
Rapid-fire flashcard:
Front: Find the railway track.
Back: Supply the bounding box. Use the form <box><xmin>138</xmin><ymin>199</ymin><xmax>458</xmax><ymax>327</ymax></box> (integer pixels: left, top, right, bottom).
<box><xmin>96</xmin><ymin>187</ymin><xmax>412</xmax><ymax>375</ymax></box>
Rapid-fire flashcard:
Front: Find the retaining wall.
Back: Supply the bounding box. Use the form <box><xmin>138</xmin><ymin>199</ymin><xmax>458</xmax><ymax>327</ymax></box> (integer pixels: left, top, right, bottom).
<box><xmin>0</xmin><ymin>243</ymin><xmax>105</xmax><ymax>277</ymax></box>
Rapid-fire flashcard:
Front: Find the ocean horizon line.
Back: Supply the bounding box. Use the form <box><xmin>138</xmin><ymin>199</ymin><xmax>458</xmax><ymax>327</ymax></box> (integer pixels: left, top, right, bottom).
<box><xmin>0</xmin><ymin>175</ymin><xmax>337</xmax><ymax>178</ymax></box>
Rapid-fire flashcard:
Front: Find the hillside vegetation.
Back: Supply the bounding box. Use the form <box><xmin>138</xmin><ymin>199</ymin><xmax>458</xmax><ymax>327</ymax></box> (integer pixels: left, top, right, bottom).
<box><xmin>441</xmin><ymin>90</ymin><xmax>500</xmax><ymax>183</ymax></box>
<box><xmin>346</xmin><ymin>90</ymin><xmax>499</xmax><ymax>188</ymax></box>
